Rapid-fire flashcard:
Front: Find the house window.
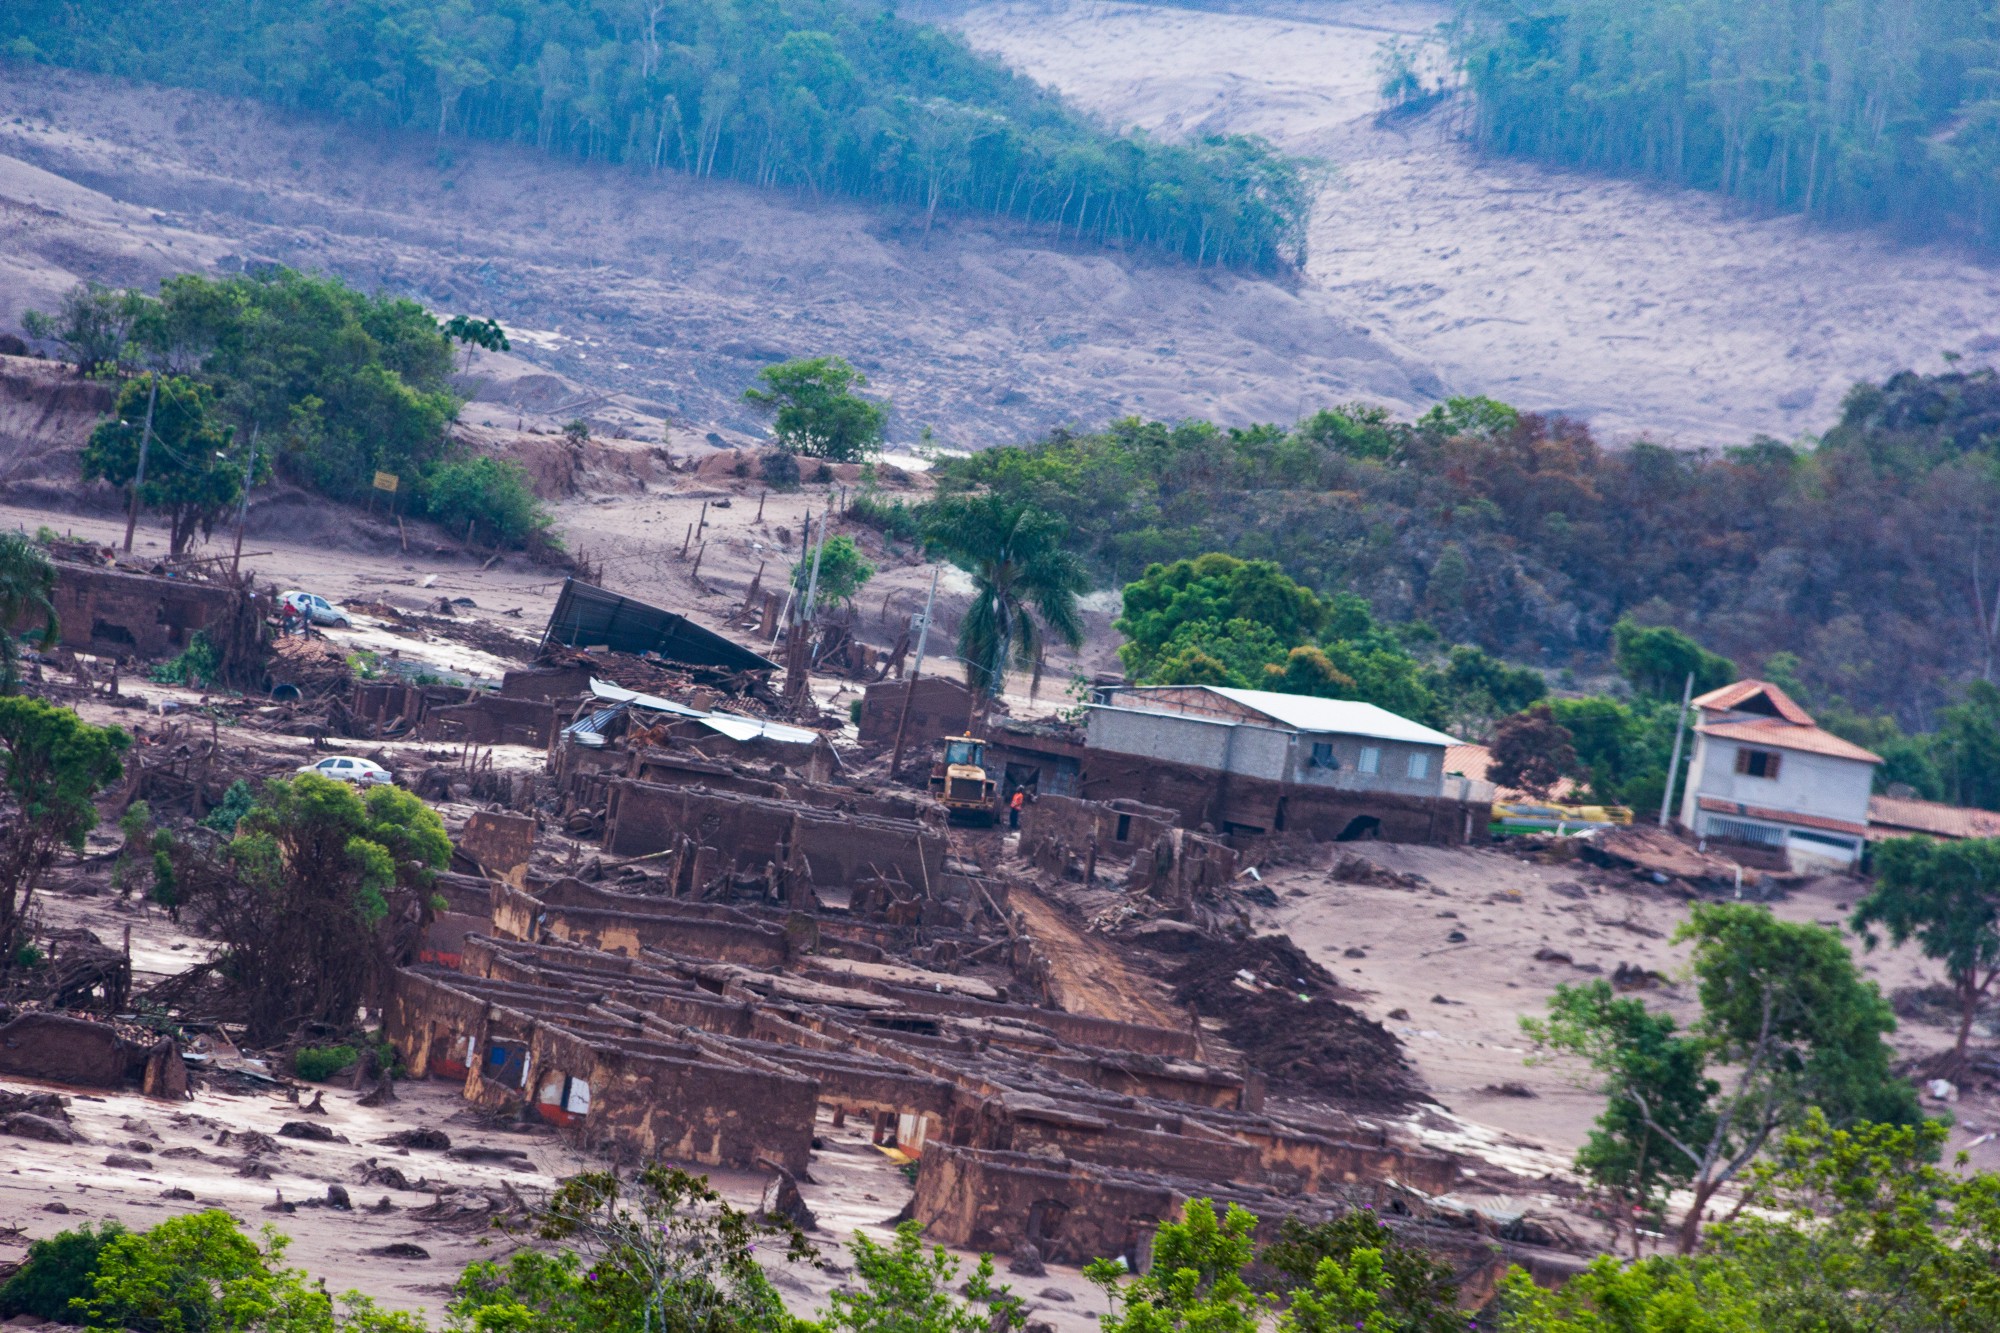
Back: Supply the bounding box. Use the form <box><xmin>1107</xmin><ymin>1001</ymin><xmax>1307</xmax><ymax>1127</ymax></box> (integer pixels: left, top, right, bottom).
<box><xmin>1735</xmin><ymin>747</ymin><xmax>1782</xmax><ymax>780</ymax></box>
<box><xmin>1407</xmin><ymin>752</ymin><xmax>1431</xmax><ymax>780</ymax></box>
<box><xmin>1357</xmin><ymin>747</ymin><xmax>1380</xmax><ymax>775</ymax></box>
<box><xmin>1310</xmin><ymin>741</ymin><xmax>1339</xmax><ymax>768</ymax></box>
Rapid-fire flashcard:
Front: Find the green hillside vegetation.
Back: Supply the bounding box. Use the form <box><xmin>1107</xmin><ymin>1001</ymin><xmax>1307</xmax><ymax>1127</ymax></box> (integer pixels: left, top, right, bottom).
<box><xmin>2</xmin><ymin>0</ymin><xmax>1313</xmax><ymax>271</ymax></box>
<box><xmin>1452</xmin><ymin>0</ymin><xmax>2000</xmax><ymax>246</ymax></box>
<box><xmin>24</xmin><ymin>270</ymin><xmax>552</xmax><ymax>549</ymax></box>
<box><xmin>932</xmin><ymin>376</ymin><xmax>2000</xmax><ymax>730</ymax></box>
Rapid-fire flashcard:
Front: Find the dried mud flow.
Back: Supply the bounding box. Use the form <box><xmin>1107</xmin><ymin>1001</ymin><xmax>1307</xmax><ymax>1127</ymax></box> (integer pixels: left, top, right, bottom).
<box><xmin>933</xmin><ymin>0</ymin><xmax>2000</xmax><ymax>444</ymax></box>
<box><xmin>0</xmin><ymin>64</ymin><xmax>1441</xmax><ymax>453</ymax></box>
<box><xmin>1169</xmin><ymin>933</ymin><xmax>1420</xmax><ymax>1109</ymax></box>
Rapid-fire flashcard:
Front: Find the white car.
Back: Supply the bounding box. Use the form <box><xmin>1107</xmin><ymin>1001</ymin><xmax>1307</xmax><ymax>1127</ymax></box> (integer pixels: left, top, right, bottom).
<box><xmin>296</xmin><ymin>755</ymin><xmax>394</xmax><ymax>787</ymax></box>
<box><xmin>280</xmin><ymin>590</ymin><xmax>352</xmax><ymax>628</ymax></box>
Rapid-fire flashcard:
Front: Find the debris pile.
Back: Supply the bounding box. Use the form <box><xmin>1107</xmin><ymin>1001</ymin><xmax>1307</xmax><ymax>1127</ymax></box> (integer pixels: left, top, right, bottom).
<box><xmin>1170</xmin><ymin>937</ymin><xmax>1419</xmax><ymax>1108</ymax></box>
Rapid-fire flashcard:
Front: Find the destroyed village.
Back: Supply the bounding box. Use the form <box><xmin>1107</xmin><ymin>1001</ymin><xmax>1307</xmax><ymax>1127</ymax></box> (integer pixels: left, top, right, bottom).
<box><xmin>16</xmin><ymin>4</ymin><xmax>2000</xmax><ymax>1331</ymax></box>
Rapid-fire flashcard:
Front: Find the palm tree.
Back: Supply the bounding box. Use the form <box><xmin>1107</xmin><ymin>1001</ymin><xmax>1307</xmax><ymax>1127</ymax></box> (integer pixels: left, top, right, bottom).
<box><xmin>0</xmin><ymin>534</ymin><xmax>57</xmax><ymax>693</ymax></box>
<box><xmin>923</xmin><ymin>495</ymin><xmax>1087</xmax><ymax>710</ymax></box>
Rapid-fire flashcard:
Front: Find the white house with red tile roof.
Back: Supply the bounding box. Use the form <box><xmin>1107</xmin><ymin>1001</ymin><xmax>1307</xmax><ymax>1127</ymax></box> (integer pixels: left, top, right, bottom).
<box><xmin>1677</xmin><ymin>679</ymin><xmax>1880</xmax><ymax>870</ymax></box>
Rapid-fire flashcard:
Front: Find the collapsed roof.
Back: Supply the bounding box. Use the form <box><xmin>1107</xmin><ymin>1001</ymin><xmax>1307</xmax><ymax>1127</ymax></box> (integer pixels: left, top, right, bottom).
<box><xmin>539</xmin><ymin>578</ymin><xmax>777</xmax><ymax>674</ymax></box>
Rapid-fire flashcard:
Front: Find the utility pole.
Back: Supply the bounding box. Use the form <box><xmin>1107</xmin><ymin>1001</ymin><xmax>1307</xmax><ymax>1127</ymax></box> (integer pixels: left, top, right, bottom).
<box><xmin>799</xmin><ymin>508</ymin><xmax>831</xmax><ymax>625</ymax></box>
<box><xmin>888</xmin><ymin>566</ymin><xmax>940</xmax><ymax>781</ymax></box>
<box><xmin>231</xmin><ymin>424</ymin><xmax>259</xmax><ymax>577</ymax></box>
<box><xmin>786</xmin><ymin>509</ymin><xmax>831</xmax><ymax>710</ymax></box>
<box><xmin>122</xmin><ymin>374</ymin><xmax>157</xmax><ymax>554</ymax></box>
<box><xmin>1659</xmin><ymin>671</ymin><xmax>1695</xmax><ymax>828</ymax></box>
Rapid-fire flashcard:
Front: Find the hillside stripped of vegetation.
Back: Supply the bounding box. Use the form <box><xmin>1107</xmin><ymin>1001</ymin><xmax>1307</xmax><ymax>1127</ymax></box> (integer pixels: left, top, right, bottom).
<box><xmin>2</xmin><ymin>0</ymin><xmax>1312</xmax><ymax>271</ymax></box>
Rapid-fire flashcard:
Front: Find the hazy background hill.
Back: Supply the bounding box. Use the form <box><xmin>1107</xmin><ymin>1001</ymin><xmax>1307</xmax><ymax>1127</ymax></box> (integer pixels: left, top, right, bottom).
<box><xmin>931</xmin><ymin>0</ymin><xmax>2000</xmax><ymax>442</ymax></box>
<box><xmin>8</xmin><ymin>0</ymin><xmax>2000</xmax><ymax>449</ymax></box>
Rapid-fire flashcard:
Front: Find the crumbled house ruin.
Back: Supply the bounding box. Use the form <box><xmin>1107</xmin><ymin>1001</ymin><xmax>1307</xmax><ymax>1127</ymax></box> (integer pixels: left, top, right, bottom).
<box><xmin>382</xmin><ymin>614</ymin><xmax>1550</xmax><ymax>1295</ymax></box>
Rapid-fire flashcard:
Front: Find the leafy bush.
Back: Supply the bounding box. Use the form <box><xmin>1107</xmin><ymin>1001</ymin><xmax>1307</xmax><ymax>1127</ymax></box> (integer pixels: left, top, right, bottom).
<box><xmin>454</xmin><ymin>1165</ymin><xmax>815</xmax><ymax>1333</ymax></box>
<box><xmin>145</xmin><ymin>633</ymin><xmax>224</xmax><ymax>689</ymax></box>
<box><xmin>0</xmin><ymin>1222</ymin><xmax>125</xmax><ymax>1323</ymax></box>
<box><xmin>293</xmin><ymin>1044</ymin><xmax>359</xmax><ymax>1081</ymax></box>
<box><xmin>823</xmin><ymin>1221</ymin><xmax>1019</xmax><ymax>1333</ymax></box>
<box><xmin>759</xmin><ymin>450</ymin><xmax>801</xmax><ymax>491</ymax></box>
<box><xmin>424</xmin><ymin>455</ymin><xmax>553</xmax><ymax>550</ymax></box>
<box><xmin>77</xmin><ymin>1211</ymin><xmax>333</xmax><ymax>1333</ymax></box>
<box><xmin>201</xmin><ymin>780</ymin><xmax>255</xmax><ymax>834</ymax></box>
<box><xmin>848</xmin><ymin>493</ymin><xmax>923</xmax><ymax>543</ymax></box>
<box><xmin>792</xmin><ymin>535</ymin><xmax>875</xmax><ymax>609</ymax></box>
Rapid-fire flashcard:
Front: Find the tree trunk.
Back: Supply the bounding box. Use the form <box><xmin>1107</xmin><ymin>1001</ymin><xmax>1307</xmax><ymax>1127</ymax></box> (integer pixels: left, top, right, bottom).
<box><xmin>1959</xmin><ymin>976</ymin><xmax>1982</xmax><ymax>1062</ymax></box>
<box><xmin>1675</xmin><ymin>1175</ymin><xmax>1723</xmax><ymax>1254</ymax></box>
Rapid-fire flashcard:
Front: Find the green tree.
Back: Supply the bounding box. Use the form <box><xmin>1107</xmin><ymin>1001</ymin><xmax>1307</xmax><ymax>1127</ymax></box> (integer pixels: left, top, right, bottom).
<box><xmin>1525</xmin><ymin>903</ymin><xmax>1921</xmax><ymax>1254</ymax></box>
<box><xmin>1611</xmin><ymin>617</ymin><xmax>1735</xmax><ymax>703</ymax></box>
<box><xmin>22</xmin><ymin>282</ymin><xmax>144</xmax><ymax>374</ymax></box>
<box><xmin>140</xmin><ymin>269</ymin><xmax>459</xmax><ymax>503</ymax></box>
<box><xmin>77</xmin><ymin>1211</ymin><xmax>329</xmax><ymax>1333</ymax></box>
<box><xmin>424</xmin><ymin>455</ymin><xmax>553</xmax><ymax>549</ymax></box>
<box><xmin>0</xmin><ymin>530</ymin><xmax>59</xmax><ymax>692</ymax></box>
<box><xmin>454</xmin><ymin>1166</ymin><xmax>812</xmax><ymax>1333</ymax></box>
<box><xmin>193</xmin><ymin>775</ymin><xmax>450</xmax><ymax>1041</ymax></box>
<box><xmin>1855</xmin><ymin>836</ymin><xmax>2000</xmax><ymax>1063</ymax></box>
<box><xmin>791</xmin><ymin>534</ymin><xmax>875</xmax><ymax>610</ymax></box>
<box><xmin>1260</xmin><ymin>1214</ymin><xmax>1462</xmax><ymax>1333</ymax></box>
<box><xmin>1115</xmin><ymin>554</ymin><xmax>1328</xmax><ymax>680</ymax></box>
<box><xmin>922</xmin><ymin>494</ymin><xmax>1086</xmax><ymax>701</ymax></box>
<box><xmin>1525</xmin><ymin>981</ymin><xmax>1715</xmax><ymax>1253</ymax></box>
<box><xmin>1430</xmin><ymin>644</ymin><xmax>1546</xmax><ymax>731</ymax></box>
<box><xmin>1933</xmin><ymin>680</ymin><xmax>2000</xmax><ymax>811</ymax></box>
<box><xmin>0</xmin><ymin>698</ymin><xmax>128</xmax><ymax>972</ymax></box>
<box><xmin>1487</xmin><ymin>704</ymin><xmax>1578</xmax><ymax>800</ymax></box>
<box><xmin>1145</xmin><ymin>617</ymin><xmax>1296</xmax><ymax>690</ymax></box>
<box><xmin>743</xmin><ymin>357</ymin><xmax>886</xmax><ymax>462</ymax></box>
<box><xmin>1086</xmin><ymin>1199</ymin><xmax>1264</xmax><ymax>1333</ymax></box>
<box><xmin>1708</xmin><ymin>1111</ymin><xmax>2000</xmax><ymax>1331</ymax></box>
<box><xmin>442</xmin><ymin>314</ymin><xmax>510</xmax><ymax>354</ymax></box>
<box><xmin>1416</xmin><ymin>395</ymin><xmax>1519</xmax><ymax>439</ymax></box>
<box><xmin>0</xmin><ymin>1222</ymin><xmax>126</xmax><ymax>1323</ymax></box>
<box><xmin>823</xmin><ymin>1222</ymin><xmax>1019</xmax><ymax>1333</ymax></box>
<box><xmin>83</xmin><ymin>374</ymin><xmax>249</xmax><ymax>555</ymax></box>
<box><xmin>1495</xmin><ymin>1257</ymin><xmax>1759</xmax><ymax>1333</ymax></box>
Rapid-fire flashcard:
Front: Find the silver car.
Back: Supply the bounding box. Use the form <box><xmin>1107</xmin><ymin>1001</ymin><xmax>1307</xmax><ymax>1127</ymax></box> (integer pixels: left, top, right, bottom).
<box><xmin>296</xmin><ymin>755</ymin><xmax>394</xmax><ymax>787</ymax></box>
<box><xmin>280</xmin><ymin>590</ymin><xmax>351</xmax><ymax>628</ymax></box>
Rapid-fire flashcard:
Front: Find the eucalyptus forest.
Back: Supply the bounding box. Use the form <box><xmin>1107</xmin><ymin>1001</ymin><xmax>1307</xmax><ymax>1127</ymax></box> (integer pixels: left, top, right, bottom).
<box><xmin>1453</xmin><ymin>0</ymin><xmax>2000</xmax><ymax>245</ymax></box>
<box><xmin>1</xmin><ymin>0</ymin><xmax>1315</xmax><ymax>271</ymax></box>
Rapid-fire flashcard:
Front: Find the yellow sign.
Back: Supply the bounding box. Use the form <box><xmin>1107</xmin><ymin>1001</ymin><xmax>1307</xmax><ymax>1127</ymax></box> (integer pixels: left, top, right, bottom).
<box><xmin>372</xmin><ymin>471</ymin><xmax>399</xmax><ymax>492</ymax></box>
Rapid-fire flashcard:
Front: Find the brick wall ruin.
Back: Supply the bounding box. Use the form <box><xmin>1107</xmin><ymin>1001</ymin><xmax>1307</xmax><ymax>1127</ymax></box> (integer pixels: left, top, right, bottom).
<box><xmin>51</xmin><ymin>564</ymin><xmax>240</xmax><ymax>659</ymax></box>
<box><xmin>1082</xmin><ymin>751</ymin><xmax>1490</xmax><ymax>845</ymax></box>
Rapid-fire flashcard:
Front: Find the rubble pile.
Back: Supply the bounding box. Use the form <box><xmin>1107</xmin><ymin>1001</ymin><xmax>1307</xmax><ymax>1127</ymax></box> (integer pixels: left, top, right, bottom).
<box><xmin>1169</xmin><ymin>937</ymin><xmax>1419</xmax><ymax>1109</ymax></box>
<box><xmin>353</xmin><ymin>701</ymin><xmax>1564</xmax><ymax>1282</ymax></box>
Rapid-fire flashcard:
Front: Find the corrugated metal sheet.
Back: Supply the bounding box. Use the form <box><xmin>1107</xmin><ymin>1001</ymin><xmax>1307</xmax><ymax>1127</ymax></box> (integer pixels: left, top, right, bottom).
<box><xmin>540</xmin><ymin>578</ymin><xmax>777</xmax><ymax>673</ymax></box>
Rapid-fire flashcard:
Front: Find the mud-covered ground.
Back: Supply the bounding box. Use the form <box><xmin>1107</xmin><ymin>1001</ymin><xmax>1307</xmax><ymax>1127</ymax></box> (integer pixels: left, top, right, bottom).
<box><xmin>936</xmin><ymin>0</ymin><xmax>2000</xmax><ymax>444</ymax></box>
<box><xmin>0</xmin><ymin>64</ymin><xmax>1438</xmax><ymax>454</ymax></box>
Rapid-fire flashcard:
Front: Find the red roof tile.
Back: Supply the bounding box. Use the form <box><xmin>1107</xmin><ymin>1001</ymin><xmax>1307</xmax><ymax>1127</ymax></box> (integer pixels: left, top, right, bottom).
<box><xmin>1691</xmin><ymin>679</ymin><xmax>1816</xmax><ymax>725</ymax></box>
<box><xmin>1696</xmin><ymin>795</ymin><xmax>1867</xmax><ymax>838</ymax></box>
<box><xmin>1697</xmin><ymin>717</ymin><xmax>1882</xmax><ymax>764</ymax></box>
<box><xmin>1867</xmin><ymin>795</ymin><xmax>2000</xmax><ymax>841</ymax></box>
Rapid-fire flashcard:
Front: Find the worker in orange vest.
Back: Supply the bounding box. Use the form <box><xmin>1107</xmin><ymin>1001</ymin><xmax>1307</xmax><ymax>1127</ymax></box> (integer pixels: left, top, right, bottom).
<box><xmin>1009</xmin><ymin>788</ymin><xmax>1026</xmax><ymax>830</ymax></box>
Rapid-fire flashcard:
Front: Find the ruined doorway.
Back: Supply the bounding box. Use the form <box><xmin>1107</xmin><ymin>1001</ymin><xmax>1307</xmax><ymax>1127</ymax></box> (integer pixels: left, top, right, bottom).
<box><xmin>1336</xmin><ymin>815</ymin><xmax>1382</xmax><ymax>842</ymax></box>
<box><xmin>1026</xmin><ymin>1198</ymin><xmax>1069</xmax><ymax>1249</ymax></box>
